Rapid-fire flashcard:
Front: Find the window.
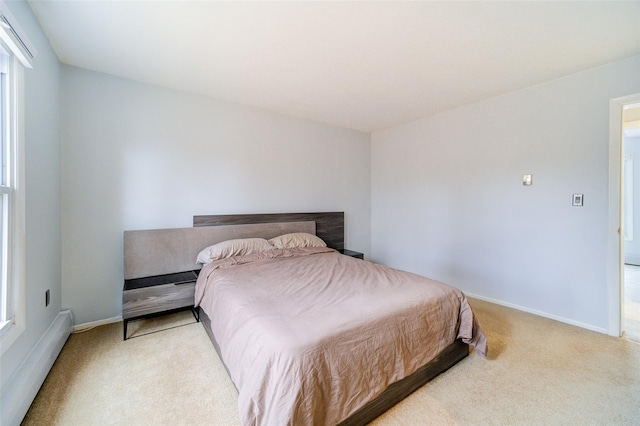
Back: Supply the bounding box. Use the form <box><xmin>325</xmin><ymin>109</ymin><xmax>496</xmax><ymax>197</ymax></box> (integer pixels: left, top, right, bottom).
<box><xmin>0</xmin><ymin>40</ymin><xmax>16</xmax><ymax>333</ymax></box>
<box><xmin>0</xmin><ymin>39</ymin><xmax>14</xmax><ymax>328</ymax></box>
<box><xmin>0</xmin><ymin>1</ymin><xmax>34</xmax><ymax>343</ymax></box>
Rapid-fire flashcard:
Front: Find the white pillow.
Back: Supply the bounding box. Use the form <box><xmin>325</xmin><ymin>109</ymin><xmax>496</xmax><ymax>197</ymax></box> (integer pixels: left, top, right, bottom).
<box><xmin>196</xmin><ymin>238</ymin><xmax>274</xmax><ymax>264</ymax></box>
<box><xmin>268</xmin><ymin>233</ymin><xmax>327</xmax><ymax>249</ymax></box>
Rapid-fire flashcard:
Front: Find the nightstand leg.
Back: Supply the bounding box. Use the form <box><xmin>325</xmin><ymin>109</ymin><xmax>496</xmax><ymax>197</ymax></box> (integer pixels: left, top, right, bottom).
<box><xmin>123</xmin><ymin>320</ymin><xmax>128</xmax><ymax>341</ymax></box>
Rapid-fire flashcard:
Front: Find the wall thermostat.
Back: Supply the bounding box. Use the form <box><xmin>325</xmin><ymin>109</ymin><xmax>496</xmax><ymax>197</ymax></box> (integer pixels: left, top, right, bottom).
<box><xmin>523</xmin><ymin>174</ymin><xmax>532</xmax><ymax>186</ymax></box>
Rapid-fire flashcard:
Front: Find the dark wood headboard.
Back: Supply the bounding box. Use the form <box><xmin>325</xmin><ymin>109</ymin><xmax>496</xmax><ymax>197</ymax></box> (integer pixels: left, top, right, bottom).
<box><xmin>193</xmin><ymin>212</ymin><xmax>344</xmax><ymax>250</ymax></box>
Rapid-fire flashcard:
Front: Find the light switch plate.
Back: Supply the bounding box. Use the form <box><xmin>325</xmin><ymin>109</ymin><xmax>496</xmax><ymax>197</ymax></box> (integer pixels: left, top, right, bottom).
<box><xmin>523</xmin><ymin>174</ymin><xmax>532</xmax><ymax>186</ymax></box>
<box><xmin>572</xmin><ymin>193</ymin><xmax>584</xmax><ymax>206</ymax></box>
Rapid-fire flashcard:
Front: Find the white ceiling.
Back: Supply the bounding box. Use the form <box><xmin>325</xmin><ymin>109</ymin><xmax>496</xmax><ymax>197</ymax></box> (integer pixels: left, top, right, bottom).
<box><xmin>28</xmin><ymin>1</ymin><xmax>640</xmax><ymax>133</ymax></box>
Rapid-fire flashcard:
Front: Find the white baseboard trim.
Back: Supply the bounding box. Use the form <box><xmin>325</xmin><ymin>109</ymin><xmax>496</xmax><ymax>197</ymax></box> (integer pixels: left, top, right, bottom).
<box><xmin>73</xmin><ymin>314</ymin><xmax>121</xmax><ymax>333</ymax></box>
<box><xmin>1</xmin><ymin>310</ymin><xmax>73</xmax><ymax>426</ymax></box>
<box><xmin>465</xmin><ymin>292</ymin><xmax>609</xmax><ymax>335</ymax></box>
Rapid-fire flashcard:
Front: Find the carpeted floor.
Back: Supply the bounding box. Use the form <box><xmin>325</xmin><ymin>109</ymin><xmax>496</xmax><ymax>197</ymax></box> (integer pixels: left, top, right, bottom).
<box><xmin>22</xmin><ymin>299</ymin><xmax>640</xmax><ymax>425</ymax></box>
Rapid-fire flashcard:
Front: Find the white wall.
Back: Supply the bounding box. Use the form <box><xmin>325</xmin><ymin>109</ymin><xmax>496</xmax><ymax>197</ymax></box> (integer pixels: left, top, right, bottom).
<box><xmin>371</xmin><ymin>55</ymin><xmax>640</xmax><ymax>333</ymax></box>
<box><xmin>61</xmin><ymin>66</ymin><xmax>371</xmax><ymax>325</ymax></box>
<box><xmin>0</xmin><ymin>0</ymin><xmax>62</xmax><ymax>417</ymax></box>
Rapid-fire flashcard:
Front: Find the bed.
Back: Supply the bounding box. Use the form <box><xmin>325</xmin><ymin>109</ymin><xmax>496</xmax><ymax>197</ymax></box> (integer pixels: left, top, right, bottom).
<box><xmin>193</xmin><ymin>213</ymin><xmax>487</xmax><ymax>426</ymax></box>
<box><xmin>124</xmin><ymin>213</ymin><xmax>487</xmax><ymax>426</ymax></box>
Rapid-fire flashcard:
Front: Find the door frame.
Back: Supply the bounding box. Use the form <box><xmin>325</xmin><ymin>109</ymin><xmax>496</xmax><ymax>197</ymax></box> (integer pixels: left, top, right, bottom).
<box><xmin>608</xmin><ymin>93</ymin><xmax>640</xmax><ymax>337</ymax></box>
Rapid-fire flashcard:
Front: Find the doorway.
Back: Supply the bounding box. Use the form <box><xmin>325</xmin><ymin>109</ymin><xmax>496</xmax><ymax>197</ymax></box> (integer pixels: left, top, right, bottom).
<box><xmin>608</xmin><ymin>93</ymin><xmax>640</xmax><ymax>340</ymax></box>
<box><xmin>622</xmin><ymin>102</ymin><xmax>640</xmax><ymax>342</ymax></box>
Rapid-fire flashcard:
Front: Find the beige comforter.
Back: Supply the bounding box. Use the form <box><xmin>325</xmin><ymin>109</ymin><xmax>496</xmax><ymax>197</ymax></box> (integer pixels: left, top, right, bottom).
<box><xmin>195</xmin><ymin>247</ymin><xmax>487</xmax><ymax>426</ymax></box>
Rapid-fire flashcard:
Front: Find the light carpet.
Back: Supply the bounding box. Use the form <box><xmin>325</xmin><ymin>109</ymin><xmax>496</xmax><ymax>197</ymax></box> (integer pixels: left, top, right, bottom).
<box><xmin>22</xmin><ymin>299</ymin><xmax>640</xmax><ymax>425</ymax></box>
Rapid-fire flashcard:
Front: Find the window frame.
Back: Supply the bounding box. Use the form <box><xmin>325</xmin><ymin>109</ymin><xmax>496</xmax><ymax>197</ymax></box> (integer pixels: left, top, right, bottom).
<box><xmin>0</xmin><ymin>38</ymin><xmax>26</xmax><ymax>349</ymax></box>
<box><xmin>0</xmin><ymin>0</ymin><xmax>33</xmax><ymax>351</ymax></box>
<box><xmin>0</xmin><ymin>42</ymin><xmax>12</xmax><ymax>328</ymax></box>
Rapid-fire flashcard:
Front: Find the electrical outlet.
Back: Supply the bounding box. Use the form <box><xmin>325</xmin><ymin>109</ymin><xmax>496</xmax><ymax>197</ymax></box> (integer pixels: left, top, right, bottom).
<box><xmin>45</xmin><ymin>289</ymin><xmax>50</xmax><ymax>307</ymax></box>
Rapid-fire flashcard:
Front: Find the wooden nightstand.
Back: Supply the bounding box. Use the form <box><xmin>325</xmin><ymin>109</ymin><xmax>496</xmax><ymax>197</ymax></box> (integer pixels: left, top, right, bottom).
<box><xmin>338</xmin><ymin>249</ymin><xmax>364</xmax><ymax>259</ymax></box>
<box><xmin>122</xmin><ymin>270</ymin><xmax>200</xmax><ymax>340</ymax></box>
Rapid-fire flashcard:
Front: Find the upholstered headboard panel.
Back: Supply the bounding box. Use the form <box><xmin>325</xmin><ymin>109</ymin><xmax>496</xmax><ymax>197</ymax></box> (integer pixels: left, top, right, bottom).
<box><xmin>124</xmin><ymin>221</ymin><xmax>315</xmax><ymax>279</ymax></box>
